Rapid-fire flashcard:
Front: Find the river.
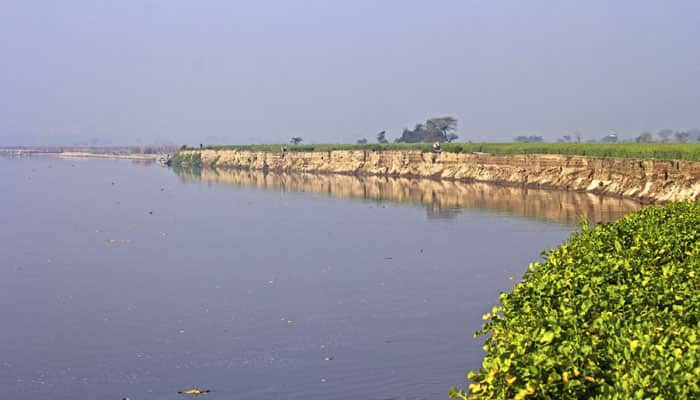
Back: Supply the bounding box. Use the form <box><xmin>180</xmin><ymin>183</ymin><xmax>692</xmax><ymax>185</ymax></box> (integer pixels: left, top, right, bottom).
<box><xmin>0</xmin><ymin>156</ymin><xmax>640</xmax><ymax>400</ymax></box>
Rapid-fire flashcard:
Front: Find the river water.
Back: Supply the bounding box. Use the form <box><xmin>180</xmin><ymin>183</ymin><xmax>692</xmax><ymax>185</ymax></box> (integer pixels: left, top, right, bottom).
<box><xmin>0</xmin><ymin>156</ymin><xmax>640</xmax><ymax>400</ymax></box>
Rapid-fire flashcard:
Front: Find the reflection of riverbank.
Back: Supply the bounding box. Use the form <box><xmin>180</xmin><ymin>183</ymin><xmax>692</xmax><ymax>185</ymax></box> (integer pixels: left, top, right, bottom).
<box><xmin>174</xmin><ymin>167</ymin><xmax>642</xmax><ymax>223</ymax></box>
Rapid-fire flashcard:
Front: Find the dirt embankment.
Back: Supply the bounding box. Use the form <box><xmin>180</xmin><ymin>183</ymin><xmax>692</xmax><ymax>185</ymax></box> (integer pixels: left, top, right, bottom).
<box><xmin>178</xmin><ymin>149</ymin><xmax>700</xmax><ymax>204</ymax></box>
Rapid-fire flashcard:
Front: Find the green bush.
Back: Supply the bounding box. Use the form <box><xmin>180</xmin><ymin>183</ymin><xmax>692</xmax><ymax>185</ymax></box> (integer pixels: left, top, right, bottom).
<box><xmin>451</xmin><ymin>201</ymin><xmax>700</xmax><ymax>399</ymax></box>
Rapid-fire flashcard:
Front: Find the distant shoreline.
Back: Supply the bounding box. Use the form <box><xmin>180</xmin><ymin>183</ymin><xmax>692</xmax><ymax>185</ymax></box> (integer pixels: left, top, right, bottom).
<box><xmin>49</xmin><ymin>151</ymin><xmax>165</xmax><ymax>161</ymax></box>
<box><xmin>0</xmin><ymin>148</ymin><xmax>171</xmax><ymax>161</ymax></box>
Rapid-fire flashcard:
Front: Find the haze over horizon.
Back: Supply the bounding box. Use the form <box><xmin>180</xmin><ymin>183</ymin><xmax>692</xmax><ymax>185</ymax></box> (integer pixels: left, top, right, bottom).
<box><xmin>2</xmin><ymin>1</ymin><xmax>699</xmax><ymax>146</ymax></box>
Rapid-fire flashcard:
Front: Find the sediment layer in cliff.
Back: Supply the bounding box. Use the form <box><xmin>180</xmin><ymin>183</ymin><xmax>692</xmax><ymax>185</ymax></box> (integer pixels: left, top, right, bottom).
<box><xmin>175</xmin><ymin>149</ymin><xmax>700</xmax><ymax>204</ymax></box>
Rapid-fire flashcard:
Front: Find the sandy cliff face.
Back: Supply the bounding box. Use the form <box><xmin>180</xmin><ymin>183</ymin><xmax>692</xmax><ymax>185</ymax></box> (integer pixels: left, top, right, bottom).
<box><xmin>180</xmin><ymin>149</ymin><xmax>700</xmax><ymax>204</ymax></box>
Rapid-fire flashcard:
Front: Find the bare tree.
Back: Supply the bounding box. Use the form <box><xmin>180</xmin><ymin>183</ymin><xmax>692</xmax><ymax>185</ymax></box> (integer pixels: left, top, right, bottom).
<box><xmin>376</xmin><ymin>131</ymin><xmax>389</xmax><ymax>144</ymax></box>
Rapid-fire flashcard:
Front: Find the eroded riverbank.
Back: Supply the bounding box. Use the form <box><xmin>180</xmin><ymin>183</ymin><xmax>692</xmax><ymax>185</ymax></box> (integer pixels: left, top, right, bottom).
<box><xmin>173</xmin><ymin>149</ymin><xmax>700</xmax><ymax>204</ymax></box>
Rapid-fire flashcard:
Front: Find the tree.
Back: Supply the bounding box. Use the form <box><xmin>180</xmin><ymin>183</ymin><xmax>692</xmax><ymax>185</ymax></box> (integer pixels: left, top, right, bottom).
<box><xmin>559</xmin><ymin>135</ymin><xmax>572</xmax><ymax>143</ymax></box>
<box><xmin>356</xmin><ymin>138</ymin><xmax>368</xmax><ymax>144</ymax></box>
<box><xmin>635</xmin><ymin>132</ymin><xmax>654</xmax><ymax>143</ymax></box>
<box><xmin>600</xmin><ymin>133</ymin><xmax>618</xmax><ymax>143</ymax></box>
<box><xmin>674</xmin><ymin>130</ymin><xmax>690</xmax><ymax>142</ymax></box>
<box><xmin>395</xmin><ymin>117</ymin><xmax>458</xmax><ymax>143</ymax></box>
<box><xmin>514</xmin><ymin>135</ymin><xmax>544</xmax><ymax>143</ymax></box>
<box><xmin>376</xmin><ymin>131</ymin><xmax>389</xmax><ymax>143</ymax></box>
<box><xmin>290</xmin><ymin>137</ymin><xmax>303</xmax><ymax>145</ymax></box>
<box><xmin>657</xmin><ymin>129</ymin><xmax>673</xmax><ymax>142</ymax></box>
<box><xmin>688</xmin><ymin>128</ymin><xmax>700</xmax><ymax>142</ymax></box>
<box><xmin>446</xmin><ymin>133</ymin><xmax>459</xmax><ymax>143</ymax></box>
<box><xmin>574</xmin><ymin>130</ymin><xmax>583</xmax><ymax>143</ymax></box>
<box><xmin>426</xmin><ymin>117</ymin><xmax>458</xmax><ymax>138</ymax></box>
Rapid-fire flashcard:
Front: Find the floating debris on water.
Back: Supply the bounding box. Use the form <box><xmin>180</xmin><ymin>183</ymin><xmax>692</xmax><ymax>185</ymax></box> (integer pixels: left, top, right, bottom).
<box><xmin>106</xmin><ymin>239</ymin><xmax>131</xmax><ymax>244</ymax></box>
<box><xmin>177</xmin><ymin>388</ymin><xmax>211</xmax><ymax>395</ymax></box>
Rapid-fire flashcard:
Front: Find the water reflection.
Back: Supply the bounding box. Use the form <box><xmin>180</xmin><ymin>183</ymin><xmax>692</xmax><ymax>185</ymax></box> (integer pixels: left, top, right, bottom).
<box><xmin>174</xmin><ymin>167</ymin><xmax>641</xmax><ymax>223</ymax></box>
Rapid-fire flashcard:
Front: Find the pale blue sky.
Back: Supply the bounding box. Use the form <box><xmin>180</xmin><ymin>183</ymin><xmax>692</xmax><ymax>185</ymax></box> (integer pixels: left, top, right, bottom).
<box><xmin>1</xmin><ymin>0</ymin><xmax>699</xmax><ymax>145</ymax></box>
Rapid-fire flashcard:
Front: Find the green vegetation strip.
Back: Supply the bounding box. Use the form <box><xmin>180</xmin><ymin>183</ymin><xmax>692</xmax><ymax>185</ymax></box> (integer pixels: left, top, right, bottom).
<box><xmin>169</xmin><ymin>151</ymin><xmax>201</xmax><ymax>167</ymax></box>
<box><xmin>450</xmin><ymin>200</ymin><xmax>700</xmax><ymax>399</ymax></box>
<box><xmin>181</xmin><ymin>143</ymin><xmax>700</xmax><ymax>162</ymax></box>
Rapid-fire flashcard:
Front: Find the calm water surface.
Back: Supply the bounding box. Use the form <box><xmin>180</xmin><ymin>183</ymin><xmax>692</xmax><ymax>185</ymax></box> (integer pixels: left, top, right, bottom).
<box><xmin>0</xmin><ymin>157</ymin><xmax>639</xmax><ymax>400</ymax></box>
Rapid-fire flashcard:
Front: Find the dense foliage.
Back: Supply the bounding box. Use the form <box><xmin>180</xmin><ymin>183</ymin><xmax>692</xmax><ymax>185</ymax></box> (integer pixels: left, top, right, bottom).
<box><xmin>451</xmin><ymin>201</ymin><xmax>700</xmax><ymax>399</ymax></box>
<box><xmin>395</xmin><ymin>117</ymin><xmax>458</xmax><ymax>143</ymax></box>
<box><xmin>180</xmin><ymin>143</ymin><xmax>700</xmax><ymax>162</ymax></box>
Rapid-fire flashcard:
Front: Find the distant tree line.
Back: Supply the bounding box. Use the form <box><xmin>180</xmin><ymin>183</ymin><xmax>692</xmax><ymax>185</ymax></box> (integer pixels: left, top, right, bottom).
<box><xmin>283</xmin><ymin>124</ymin><xmax>699</xmax><ymax>147</ymax></box>
<box><xmin>526</xmin><ymin>128</ymin><xmax>700</xmax><ymax>144</ymax></box>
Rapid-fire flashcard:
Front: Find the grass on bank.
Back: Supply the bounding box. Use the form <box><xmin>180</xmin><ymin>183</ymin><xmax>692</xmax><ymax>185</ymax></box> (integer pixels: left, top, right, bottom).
<box><xmin>169</xmin><ymin>151</ymin><xmax>201</xmax><ymax>167</ymax></box>
<box><xmin>450</xmin><ymin>200</ymin><xmax>700</xmax><ymax>399</ymax></box>
<box><xmin>180</xmin><ymin>143</ymin><xmax>700</xmax><ymax>162</ymax></box>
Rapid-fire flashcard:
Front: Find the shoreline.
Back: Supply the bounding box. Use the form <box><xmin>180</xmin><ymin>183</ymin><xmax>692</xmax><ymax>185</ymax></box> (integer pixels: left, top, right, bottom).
<box><xmin>172</xmin><ymin>149</ymin><xmax>700</xmax><ymax>204</ymax></box>
<box><xmin>51</xmin><ymin>151</ymin><xmax>166</xmax><ymax>161</ymax></box>
<box><xmin>1</xmin><ymin>150</ymin><xmax>168</xmax><ymax>161</ymax></box>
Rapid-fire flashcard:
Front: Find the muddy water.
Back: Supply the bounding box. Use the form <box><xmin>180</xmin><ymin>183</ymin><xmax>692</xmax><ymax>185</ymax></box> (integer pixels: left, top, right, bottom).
<box><xmin>0</xmin><ymin>157</ymin><xmax>639</xmax><ymax>400</ymax></box>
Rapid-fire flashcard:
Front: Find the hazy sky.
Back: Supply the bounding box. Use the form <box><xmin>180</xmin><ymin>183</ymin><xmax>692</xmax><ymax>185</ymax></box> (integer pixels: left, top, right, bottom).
<box><xmin>2</xmin><ymin>0</ymin><xmax>699</xmax><ymax>146</ymax></box>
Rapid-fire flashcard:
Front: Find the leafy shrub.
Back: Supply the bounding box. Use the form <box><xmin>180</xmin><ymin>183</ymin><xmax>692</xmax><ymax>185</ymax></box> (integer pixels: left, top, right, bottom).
<box><xmin>451</xmin><ymin>201</ymin><xmax>700</xmax><ymax>399</ymax></box>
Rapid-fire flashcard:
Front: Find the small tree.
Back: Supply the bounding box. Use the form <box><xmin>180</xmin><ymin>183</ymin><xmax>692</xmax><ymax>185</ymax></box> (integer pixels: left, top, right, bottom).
<box><xmin>657</xmin><ymin>129</ymin><xmax>673</xmax><ymax>142</ymax></box>
<box><xmin>636</xmin><ymin>132</ymin><xmax>654</xmax><ymax>143</ymax></box>
<box><xmin>290</xmin><ymin>137</ymin><xmax>303</xmax><ymax>145</ymax></box>
<box><xmin>674</xmin><ymin>131</ymin><xmax>690</xmax><ymax>142</ymax></box>
<box><xmin>687</xmin><ymin>128</ymin><xmax>700</xmax><ymax>142</ymax></box>
<box><xmin>376</xmin><ymin>131</ymin><xmax>389</xmax><ymax>144</ymax></box>
<box><xmin>356</xmin><ymin>138</ymin><xmax>368</xmax><ymax>144</ymax></box>
<box><xmin>446</xmin><ymin>133</ymin><xmax>459</xmax><ymax>143</ymax></box>
<box><xmin>514</xmin><ymin>135</ymin><xmax>544</xmax><ymax>143</ymax></box>
<box><xmin>600</xmin><ymin>133</ymin><xmax>618</xmax><ymax>143</ymax></box>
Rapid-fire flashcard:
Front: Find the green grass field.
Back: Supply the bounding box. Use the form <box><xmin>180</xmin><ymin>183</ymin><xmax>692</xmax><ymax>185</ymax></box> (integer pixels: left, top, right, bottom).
<box><xmin>184</xmin><ymin>142</ymin><xmax>700</xmax><ymax>162</ymax></box>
